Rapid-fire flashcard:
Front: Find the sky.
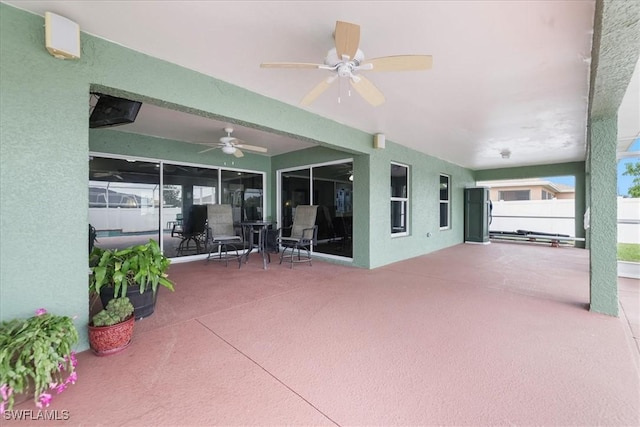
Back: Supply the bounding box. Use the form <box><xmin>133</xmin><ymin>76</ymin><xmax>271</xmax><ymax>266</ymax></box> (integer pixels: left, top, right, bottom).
<box><xmin>546</xmin><ymin>138</ymin><xmax>640</xmax><ymax>197</ymax></box>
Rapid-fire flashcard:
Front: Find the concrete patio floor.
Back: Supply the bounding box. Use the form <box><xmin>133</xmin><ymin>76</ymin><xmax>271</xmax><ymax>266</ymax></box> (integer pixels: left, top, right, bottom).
<box><xmin>7</xmin><ymin>242</ymin><xmax>640</xmax><ymax>426</ymax></box>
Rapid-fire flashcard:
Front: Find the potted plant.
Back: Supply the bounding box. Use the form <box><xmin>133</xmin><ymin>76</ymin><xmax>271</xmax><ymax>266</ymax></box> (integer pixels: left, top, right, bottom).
<box><xmin>88</xmin><ymin>297</ymin><xmax>135</xmax><ymax>356</ymax></box>
<box><xmin>89</xmin><ymin>239</ymin><xmax>175</xmax><ymax>319</ymax></box>
<box><xmin>0</xmin><ymin>308</ymin><xmax>79</xmax><ymax>411</ymax></box>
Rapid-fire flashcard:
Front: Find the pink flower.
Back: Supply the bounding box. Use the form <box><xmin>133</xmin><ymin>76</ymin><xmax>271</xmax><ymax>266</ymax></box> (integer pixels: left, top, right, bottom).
<box><xmin>56</xmin><ymin>383</ymin><xmax>67</xmax><ymax>394</ymax></box>
<box><xmin>0</xmin><ymin>383</ymin><xmax>10</xmax><ymax>400</ymax></box>
<box><xmin>36</xmin><ymin>392</ymin><xmax>52</xmax><ymax>408</ymax></box>
<box><xmin>35</xmin><ymin>308</ymin><xmax>47</xmax><ymax>316</ymax></box>
<box><xmin>65</xmin><ymin>371</ymin><xmax>78</xmax><ymax>385</ymax></box>
<box><xmin>0</xmin><ymin>384</ymin><xmax>10</xmax><ymax>412</ymax></box>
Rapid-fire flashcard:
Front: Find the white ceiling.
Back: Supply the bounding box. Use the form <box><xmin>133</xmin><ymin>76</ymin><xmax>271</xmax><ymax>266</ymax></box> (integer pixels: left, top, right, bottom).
<box><xmin>6</xmin><ymin>1</ymin><xmax>638</xmax><ymax>169</ymax></box>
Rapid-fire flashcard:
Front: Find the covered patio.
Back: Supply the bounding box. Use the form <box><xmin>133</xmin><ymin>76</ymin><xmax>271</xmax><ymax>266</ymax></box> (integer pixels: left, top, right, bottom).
<box><xmin>8</xmin><ymin>242</ymin><xmax>639</xmax><ymax>426</ymax></box>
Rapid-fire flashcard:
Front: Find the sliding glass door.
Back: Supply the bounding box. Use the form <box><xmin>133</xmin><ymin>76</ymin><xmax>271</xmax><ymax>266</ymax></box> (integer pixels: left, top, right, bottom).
<box><xmin>90</xmin><ymin>155</ymin><xmax>264</xmax><ymax>259</ymax></box>
<box><xmin>89</xmin><ymin>156</ymin><xmax>160</xmax><ymax>252</ymax></box>
<box><xmin>162</xmin><ymin>164</ymin><xmax>219</xmax><ymax>257</ymax></box>
<box><xmin>278</xmin><ymin>161</ymin><xmax>353</xmax><ymax>259</ymax></box>
<box><xmin>221</xmin><ymin>170</ymin><xmax>265</xmax><ymax>223</ymax></box>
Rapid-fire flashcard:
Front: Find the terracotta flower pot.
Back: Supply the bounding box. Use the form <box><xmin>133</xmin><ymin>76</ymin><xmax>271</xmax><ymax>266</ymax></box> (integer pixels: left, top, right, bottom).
<box><xmin>88</xmin><ymin>316</ymin><xmax>134</xmax><ymax>356</ymax></box>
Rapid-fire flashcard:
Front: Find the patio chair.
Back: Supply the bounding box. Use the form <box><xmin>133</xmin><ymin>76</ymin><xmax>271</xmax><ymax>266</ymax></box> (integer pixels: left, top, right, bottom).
<box><xmin>175</xmin><ymin>204</ymin><xmax>208</xmax><ymax>256</ymax></box>
<box><xmin>206</xmin><ymin>204</ymin><xmax>247</xmax><ymax>267</ymax></box>
<box><xmin>277</xmin><ymin>205</ymin><xmax>318</xmax><ymax>268</ymax></box>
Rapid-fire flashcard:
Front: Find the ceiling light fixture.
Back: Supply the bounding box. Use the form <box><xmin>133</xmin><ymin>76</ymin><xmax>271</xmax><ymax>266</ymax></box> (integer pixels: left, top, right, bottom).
<box><xmin>500</xmin><ymin>149</ymin><xmax>511</xmax><ymax>159</ymax></box>
<box><xmin>221</xmin><ymin>145</ymin><xmax>236</xmax><ymax>155</ymax></box>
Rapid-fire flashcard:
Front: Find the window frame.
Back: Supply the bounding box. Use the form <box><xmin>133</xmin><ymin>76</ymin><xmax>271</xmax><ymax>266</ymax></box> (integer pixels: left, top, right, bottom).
<box><xmin>390</xmin><ymin>162</ymin><xmax>410</xmax><ymax>237</ymax></box>
<box><xmin>439</xmin><ymin>174</ymin><xmax>451</xmax><ymax>230</ymax></box>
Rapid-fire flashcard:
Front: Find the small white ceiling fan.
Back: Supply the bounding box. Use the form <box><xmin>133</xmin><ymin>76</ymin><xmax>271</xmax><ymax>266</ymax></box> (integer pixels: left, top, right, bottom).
<box><xmin>198</xmin><ymin>127</ymin><xmax>268</xmax><ymax>158</ymax></box>
<box><xmin>260</xmin><ymin>20</ymin><xmax>433</xmax><ymax>106</ymax></box>
<box><xmin>93</xmin><ymin>171</ymin><xmax>123</xmax><ymax>180</ymax></box>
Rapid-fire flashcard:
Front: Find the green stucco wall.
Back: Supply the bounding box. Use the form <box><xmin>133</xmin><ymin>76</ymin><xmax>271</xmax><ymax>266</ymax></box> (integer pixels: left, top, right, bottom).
<box><xmin>367</xmin><ymin>141</ymin><xmax>475</xmax><ymax>268</ymax></box>
<box><xmin>587</xmin><ymin>118</ymin><xmax>619</xmax><ymax>315</ymax></box>
<box><xmin>1</xmin><ymin>6</ymin><xmax>91</xmax><ymax>344</ymax></box>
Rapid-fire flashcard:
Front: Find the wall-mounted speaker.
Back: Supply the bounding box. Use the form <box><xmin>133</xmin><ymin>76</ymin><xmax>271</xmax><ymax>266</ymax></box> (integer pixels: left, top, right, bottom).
<box><xmin>45</xmin><ymin>12</ymin><xmax>80</xmax><ymax>59</ymax></box>
<box><xmin>374</xmin><ymin>133</ymin><xmax>386</xmax><ymax>149</ymax></box>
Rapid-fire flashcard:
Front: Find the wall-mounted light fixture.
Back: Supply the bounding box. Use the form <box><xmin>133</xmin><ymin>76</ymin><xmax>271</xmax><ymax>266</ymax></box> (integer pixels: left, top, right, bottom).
<box><xmin>374</xmin><ymin>133</ymin><xmax>385</xmax><ymax>149</ymax></box>
<box><xmin>45</xmin><ymin>12</ymin><xmax>81</xmax><ymax>59</ymax></box>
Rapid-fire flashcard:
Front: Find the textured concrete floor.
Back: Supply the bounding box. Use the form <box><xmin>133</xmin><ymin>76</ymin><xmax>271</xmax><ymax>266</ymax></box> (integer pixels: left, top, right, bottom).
<box><xmin>7</xmin><ymin>243</ymin><xmax>639</xmax><ymax>426</ymax></box>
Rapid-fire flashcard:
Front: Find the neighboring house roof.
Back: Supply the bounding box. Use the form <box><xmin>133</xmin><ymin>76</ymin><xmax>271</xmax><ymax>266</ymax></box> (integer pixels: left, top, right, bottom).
<box><xmin>477</xmin><ymin>179</ymin><xmax>575</xmax><ymax>194</ymax></box>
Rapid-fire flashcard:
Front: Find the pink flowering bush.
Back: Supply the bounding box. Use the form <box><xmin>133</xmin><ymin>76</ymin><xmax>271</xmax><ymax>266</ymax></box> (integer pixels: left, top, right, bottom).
<box><xmin>0</xmin><ymin>308</ymin><xmax>78</xmax><ymax>411</ymax></box>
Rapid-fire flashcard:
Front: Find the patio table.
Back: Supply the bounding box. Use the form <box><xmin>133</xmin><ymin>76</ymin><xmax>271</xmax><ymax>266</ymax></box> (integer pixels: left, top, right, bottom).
<box><xmin>241</xmin><ymin>221</ymin><xmax>275</xmax><ymax>269</ymax></box>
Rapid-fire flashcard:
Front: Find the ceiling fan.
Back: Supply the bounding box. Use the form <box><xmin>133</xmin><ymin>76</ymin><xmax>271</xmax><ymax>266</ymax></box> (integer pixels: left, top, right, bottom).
<box><xmin>198</xmin><ymin>127</ymin><xmax>268</xmax><ymax>158</ymax></box>
<box><xmin>260</xmin><ymin>20</ymin><xmax>432</xmax><ymax>107</ymax></box>
<box><xmin>93</xmin><ymin>171</ymin><xmax>123</xmax><ymax>180</ymax></box>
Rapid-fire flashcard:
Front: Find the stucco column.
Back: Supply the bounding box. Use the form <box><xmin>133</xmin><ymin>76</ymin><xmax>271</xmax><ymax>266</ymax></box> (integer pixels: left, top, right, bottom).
<box><xmin>588</xmin><ymin>117</ymin><xmax>618</xmax><ymax>316</ymax></box>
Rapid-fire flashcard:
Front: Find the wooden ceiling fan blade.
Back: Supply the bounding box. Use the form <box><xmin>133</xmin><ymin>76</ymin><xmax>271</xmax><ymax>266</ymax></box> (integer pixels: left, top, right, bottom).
<box><xmin>362</xmin><ymin>55</ymin><xmax>433</xmax><ymax>72</ymax></box>
<box><xmin>260</xmin><ymin>62</ymin><xmax>324</xmax><ymax>69</ymax></box>
<box><xmin>198</xmin><ymin>146</ymin><xmax>218</xmax><ymax>154</ymax></box>
<box><xmin>350</xmin><ymin>76</ymin><xmax>385</xmax><ymax>107</ymax></box>
<box><xmin>334</xmin><ymin>21</ymin><xmax>360</xmax><ymax>60</ymax></box>
<box><xmin>300</xmin><ymin>75</ymin><xmax>337</xmax><ymax>106</ymax></box>
<box><xmin>237</xmin><ymin>144</ymin><xmax>268</xmax><ymax>153</ymax></box>
<box><xmin>233</xmin><ymin>149</ymin><xmax>244</xmax><ymax>158</ymax></box>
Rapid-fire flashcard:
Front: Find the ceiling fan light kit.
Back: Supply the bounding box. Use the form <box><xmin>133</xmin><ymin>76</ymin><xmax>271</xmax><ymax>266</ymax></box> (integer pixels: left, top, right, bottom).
<box><xmin>260</xmin><ymin>20</ymin><xmax>432</xmax><ymax>107</ymax></box>
<box><xmin>221</xmin><ymin>145</ymin><xmax>236</xmax><ymax>155</ymax></box>
<box><xmin>197</xmin><ymin>127</ymin><xmax>268</xmax><ymax>158</ymax></box>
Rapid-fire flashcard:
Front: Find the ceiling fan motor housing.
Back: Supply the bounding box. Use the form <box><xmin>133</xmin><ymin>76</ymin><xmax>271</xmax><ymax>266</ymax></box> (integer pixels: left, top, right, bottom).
<box><xmin>324</xmin><ymin>47</ymin><xmax>364</xmax><ymax>67</ymax></box>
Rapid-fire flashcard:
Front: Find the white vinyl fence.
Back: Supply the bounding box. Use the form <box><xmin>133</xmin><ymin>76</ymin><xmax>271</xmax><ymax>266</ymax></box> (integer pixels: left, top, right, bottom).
<box><xmin>89</xmin><ymin>207</ymin><xmax>182</xmax><ymax>233</ymax></box>
<box><xmin>490</xmin><ymin>198</ymin><xmax>639</xmax><ymax>244</ymax></box>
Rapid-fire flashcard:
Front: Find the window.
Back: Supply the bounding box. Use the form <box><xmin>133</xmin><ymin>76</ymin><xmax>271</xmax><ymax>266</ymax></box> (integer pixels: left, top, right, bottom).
<box><xmin>439</xmin><ymin>174</ymin><xmax>450</xmax><ymax>229</ymax></box>
<box><xmin>541</xmin><ymin>189</ymin><xmax>553</xmax><ymax>200</ymax></box>
<box><xmin>498</xmin><ymin>190</ymin><xmax>530</xmax><ymax>201</ymax></box>
<box><xmin>390</xmin><ymin>163</ymin><xmax>409</xmax><ymax>235</ymax></box>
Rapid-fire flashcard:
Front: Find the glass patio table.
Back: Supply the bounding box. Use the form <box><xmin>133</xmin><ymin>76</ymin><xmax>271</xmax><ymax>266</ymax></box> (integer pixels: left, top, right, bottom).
<box><xmin>241</xmin><ymin>221</ymin><xmax>275</xmax><ymax>269</ymax></box>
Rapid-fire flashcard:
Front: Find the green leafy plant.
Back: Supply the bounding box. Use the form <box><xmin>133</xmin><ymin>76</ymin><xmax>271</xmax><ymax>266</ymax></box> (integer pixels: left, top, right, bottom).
<box><xmin>622</xmin><ymin>161</ymin><xmax>640</xmax><ymax>198</ymax></box>
<box><xmin>89</xmin><ymin>239</ymin><xmax>175</xmax><ymax>298</ymax></box>
<box><xmin>0</xmin><ymin>309</ymin><xmax>79</xmax><ymax>411</ymax></box>
<box><xmin>92</xmin><ymin>297</ymin><xmax>134</xmax><ymax>327</ymax></box>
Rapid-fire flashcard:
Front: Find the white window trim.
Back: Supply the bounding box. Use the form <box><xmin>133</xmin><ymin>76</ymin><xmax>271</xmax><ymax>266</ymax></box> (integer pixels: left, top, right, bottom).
<box><xmin>439</xmin><ymin>174</ymin><xmax>451</xmax><ymax>230</ymax></box>
<box><xmin>391</xmin><ymin>162</ymin><xmax>410</xmax><ymax>237</ymax></box>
